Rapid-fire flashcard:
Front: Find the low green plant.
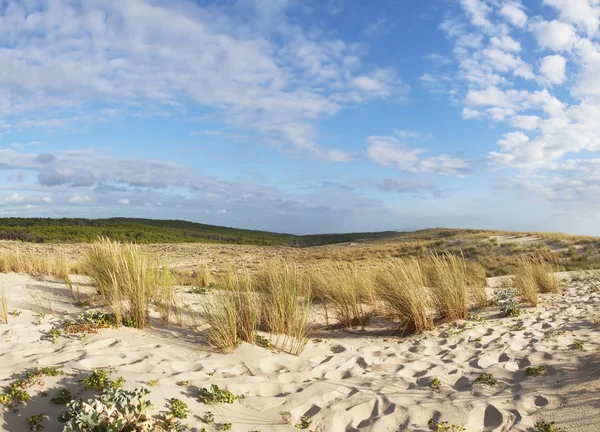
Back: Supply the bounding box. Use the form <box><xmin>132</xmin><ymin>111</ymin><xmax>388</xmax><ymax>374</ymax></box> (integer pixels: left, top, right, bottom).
<box><xmin>9</xmin><ymin>310</ymin><xmax>22</xmax><ymax>317</ymax></box>
<box><xmin>548</xmin><ymin>330</ymin><xmax>565</xmax><ymax>337</ymax></box>
<box><xmin>58</xmin><ymin>386</ymin><xmax>155</xmax><ymax>431</ymax></box>
<box><xmin>50</xmin><ymin>388</ymin><xmax>72</xmax><ymax>405</ymax></box>
<box><xmin>202</xmin><ymin>411</ymin><xmax>215</xmax><ymax>424</ymax></box>
<box><xmin>47</xmin><ymin>328</ymin><xmax>63</xmax><ymax>344</ymax></box>
<box><xmin>428</xmin><ymin>418</ymin><xmax>466</xmax><ymax>431</ymax></box>
<box><xmin>295</xmin><ymin>416</ymin><xmax>312</xmax><ymax>430</ymax></box>
<box><xmin>534</xmin><ymin>421</ymin><xmax>567</xmax><ymax>432</ymax></box>
<box><xmin>428</xmin><ymin>378</ymin><xmax>442</xmax><ymax>391</ymax></box>
<box><xmin>256</xmin><ymin>334</ymin><xmax>276</xmax><ymax>350</ymax></box>
<box><xmin>526</xmin><ymin>366</ymin><xmax>547</xmax><ymax>377</ymax></box>
<box><xmin>0</xmin><ymin>394</ymin><xmax>10</xmax><ymax>404</ymax></box>
<box><xmin>79</xmin><ymin>369</ymin><xmax>124</xmax><ymax>391</ymax></box>
<box><xmin>147</xmin><ymin>379</ymin><xmax>159</xmax><ymax>386</ymax></box>
<box><xmin>473</xmin><ymin>373</ymin><xmax>497</xmax><ymax>386</ymax></box>
<box><xmin>572</xmin><ymin>341</ymin><xmax>584</xmax><ymax>351</ymax></box>
<box><xmin>168</xmin><ymin>398</ymin><xmax>189</xmax><ymax>419</ymax></box>
<box><xmin>27</xmin><ymin>413</ymin><xmax>45</xmax><ymax>431</ymax></box>
<box><xmin>220</xmin><ymin>424</ymin><xmax>232</xmax><ymax>431</ymax></box>
<box><xmin>176</xmin><ymin>380</ymin><xmax>190</xmax><ymax>387</ymax></box>
<box><xmin>198</xmin><ymin>384</ymin><xmax>238</xmax><ymax>405</ymax></box>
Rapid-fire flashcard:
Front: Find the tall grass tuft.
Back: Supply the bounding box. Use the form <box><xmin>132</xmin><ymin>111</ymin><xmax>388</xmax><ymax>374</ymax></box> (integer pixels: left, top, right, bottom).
<box><xmin>466</xmin><ymin>261</ymin><xmax>488</xmax><ymax>308</ymax></box>
<box><xmin>203</xmin><ymin>268</ymin><xmax>259</xmax><ymax>352</ymax></box>
<box><xmin>83</xmin><ymin>237</ymin><xmax>172</xmax><ymax>329</ymax></box>
<box><xmin>531</xmin><ymin>262</ymin><xmax>559</xmax><ymax>294</ymax></box>
<box><xmin>309</xmin><ymin>263</ymin><xmax>373</xmax><ymax>328</ymax></box>
<box><xmin>426</xmin><ymin>253</ymin><xmax>468</xmax><ymax>321</ymax></box>
<box><xmin>513</xmin><ymin>260</ymin><xmax>538</xmax><ymax>306</ymax></box>
<box><xmin>0</xmin><ymin>251</ymin><xmax>52</xmax><ymax>276</ymax></box>
<box><xmin>253</xmin><ymin>262</ymin><xmax>312</xmax><ymax>355</ymax></box>
<box><xmin>0</xmin><ymin>285</ymin><xmax>8</xmax><ymax>324</ymax></box>
<box><xmin>375</xmin><ymin>259</ymin><xmax>433</xmax><ymax>333</ymax></box>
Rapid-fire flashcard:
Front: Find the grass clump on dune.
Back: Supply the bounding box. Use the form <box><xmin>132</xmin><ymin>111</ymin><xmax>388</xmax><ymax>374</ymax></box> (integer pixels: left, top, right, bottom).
<box><xmin>0</xmin><ymin>285</ymin><xmax>7</xmax><ymax>325</ymax></box>
<box><xmin>513</xmin><ymin>260</ymin><xmax>539</xmax><ymax>306</ymax></box>
<box><xmin>309</xmin><ymin>263</ymin><xmax>374</xmax><ymax>328</ymax></box>
<box><xmin>531</xmin><ymin>261</ymin><xmax>560</xmax><ymax>294</ymax></box>
<box><xmin>375</xmin><ymin>259</ymin><xmax>433</xmax><ymax>334</ymax></box>
<box><xmin>203</xmin><ymin>268</ymin><xmax>260</xmax><ymax>352</ymax></box>
<box><xmin>426</xmin><ymin>253</ymin><xmax>468</xmax><ymax>321</ymax></box>
<box><xmin>83</xmin><ymin>237</ymin><xmax>172</xmax><ymax>329</ymax></box>
<box><xmin>465</xmin><ymin>261</ymin><xmax>488</xmax><ymax>308</ymax></box>
<box><xmin>253</xmin><ymin>262</ymin><xmax>312</xmax><ymax>355</ymax></box>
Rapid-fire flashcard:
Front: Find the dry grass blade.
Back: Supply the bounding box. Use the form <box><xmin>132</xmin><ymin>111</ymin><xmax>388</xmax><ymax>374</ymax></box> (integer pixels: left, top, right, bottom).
<box><xmin>309</xmin><ymin>263</ymin><xmax>373</xmax><ymax>328</ymax></box>
<box><xmin>513</xmin><ymin>260</ymin><xmax>538</xmax><ymax>306</ymax></box>
<box><xmin>427</xmin><ymin>253</ymin><xmax>468</xmax><ymax>321</ymax></box>
<box><xmin>375</xmin><ymin>258</ymin><xmax>433</xmax><ymax>334</ymax></box>
<box><xmin>532</xmin><ymin>262</ymin><xmax>560</xmax><ymax>294</ymax></box>
<box><xmin>83</xmin><ymin>237</ymin><xmax>172</xmax><ymax>329</ymax></box>
<box><xmin>253</xmin><ymin>261</ymin><xmax>312</xmax><ymax>355</ymax></box>
<box><xmin>466</xmin><ymin>261</ymin><xmax>488</xmax><ymax>308</ymax></box>
<box><xmin>0</xmin><ymin>285</ymin><xmax>8</xmax><ymax>324</ymax></box>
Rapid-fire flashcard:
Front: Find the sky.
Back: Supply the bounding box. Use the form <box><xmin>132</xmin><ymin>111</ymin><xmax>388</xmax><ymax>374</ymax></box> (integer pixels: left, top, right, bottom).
<box><xmin>1</xmin><ymin>0</ymin><xmax>600</xmax><ymax>235</ymax></box>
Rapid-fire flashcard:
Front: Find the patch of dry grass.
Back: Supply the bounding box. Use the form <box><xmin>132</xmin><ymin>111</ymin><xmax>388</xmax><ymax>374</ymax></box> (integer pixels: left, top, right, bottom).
<box><xmin>426</xmin><ymin>253</ymin><xmax>468</xmax><ymax>321</ymax></box>
<box><xmin>466</xmin><ymin>261</ymin><xmax>488</xmax><ymax>308</ymax></box>
<box><xmin>532</xmin><ymin>262</ymin><xmax>560</xmax><ymax>294</ymax></box>
<box><xmin>375</xmin><ymin>259</ymin><xmax>433</xmax><ymax>334</ymax></box>
<box><xmin>0</xmin><ymin>284</ymin><xmax>8</xmax><ymax>324</ymax></box>
<box><xmin>83</xmin><ymin>237</ymin><xmax>173</xmax><ymax>329</ymax></box>
<box><xmin>253</xmin><ymin>262</ymin><xmax>312</xmax><ymax>355</ymax></box>
<box><xmin>513</xmin><ymin>260</ymin><xmax>538</xmax><ymax>306</ymax></box>
<box><xmin>308</xmin><ymin>263</ymin><xmax>374</xmax><ymax>328</ymax></box>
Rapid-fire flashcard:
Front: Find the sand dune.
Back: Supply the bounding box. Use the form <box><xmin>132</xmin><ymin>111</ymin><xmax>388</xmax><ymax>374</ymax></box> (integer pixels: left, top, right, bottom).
<box><xmin>1</xmin><ymin>272</ymin><xmax>600</xmax><ymax>431</ymax></box>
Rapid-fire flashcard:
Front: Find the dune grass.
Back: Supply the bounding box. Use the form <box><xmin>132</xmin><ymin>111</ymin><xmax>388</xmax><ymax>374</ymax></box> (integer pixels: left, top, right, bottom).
<box><xmin>0</xmin><ymin>251</ymin><xmax>53</xmax><ymax>276</ymax></box>
<box><xmin>253</xmin><ymin>262</ymin><xmax>312</xmax><ymax>355</ymax></box>
<box><xmin>309</xmin><ymin>263</ymin><xmax>374</xmax><ymax>328</ymax></box>
<box><xmin>531</xmin><ymin>262</ymin><xmax>560</xmax><ymax>293</ymax></box>
<box><xmin>465</xmin><ymin>261</ymin><xmax>488</xmax><ymax>308</ymax></box>
<box><xmin>203</xmin><ymin>268</ymin><xmax>260</xmax><ymax>352</ymax></box>
<box><xmin>426</xmin><ymin>253</ymin><xmax>468</xmax><ymax>321</ymax></box>
<box><xmin>375</xmin><ymin>259</ymin><xmax>433</xmax><ymax>334</ymax></box>
<box><xmin>83</xmin><ymin>237</ymin><xmax>172</xmax><ymax>329</ymax></box>
<box><xmin>513</xmin><ymin>260</ymin><xmax>538</xmax><ymax>306</ymax></box>
<box><xmin>0</xmin><ymin>285</ymin><xmax>7</xmax><ymax>324</ymax></box>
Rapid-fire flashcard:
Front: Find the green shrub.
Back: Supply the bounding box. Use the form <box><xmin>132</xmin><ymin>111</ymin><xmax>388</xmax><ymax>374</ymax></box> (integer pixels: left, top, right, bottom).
<box><xmin>198</xmin><ymin>384</ymin><xmax>238</xmax><ymax>405</ymax></box>
<box><xmin>526</xmin><ymin>366</ymin><xmax>547</xmax><ymax>377</ymax></box>
<box><xmin>58</xmin><ymin>387</ymin><xmax>155</xmax><ymax>431</ymax></box>
<box><xmin>473</xmin><ymin>373</ymin><xmax>497</xmax><ymax>386</ymax></box>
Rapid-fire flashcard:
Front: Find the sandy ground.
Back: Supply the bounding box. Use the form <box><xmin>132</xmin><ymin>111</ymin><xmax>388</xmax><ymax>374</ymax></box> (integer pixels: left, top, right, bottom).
<box><xmin>1</xmin><ymin>273</ymin><xmax>600</xmax><ymax>431</ymax></box>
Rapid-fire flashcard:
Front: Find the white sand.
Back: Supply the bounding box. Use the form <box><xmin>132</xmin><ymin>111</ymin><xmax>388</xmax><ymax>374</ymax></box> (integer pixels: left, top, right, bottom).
<box><xmin>1</xmin><ymin>272</ymin><xmax>600</xmax><ymax>431</ymax></box>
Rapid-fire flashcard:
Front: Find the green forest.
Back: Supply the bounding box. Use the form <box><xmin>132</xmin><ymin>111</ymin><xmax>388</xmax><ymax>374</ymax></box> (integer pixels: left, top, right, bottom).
<box><xmin>0</xmin><ymin>218</ymin><xmax>400</xmax><ymax>247</ymax></box>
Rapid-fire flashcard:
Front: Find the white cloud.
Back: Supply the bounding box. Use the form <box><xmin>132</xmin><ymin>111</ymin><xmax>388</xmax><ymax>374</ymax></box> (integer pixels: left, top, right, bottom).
<box><xmin>510</xmin><ymin>115</ymin><xmax>541</xmax><ymax>130</ymax></box>
<box><xmin>490</xmin><ymin>35</ymin><xmax>521</xmax><ymax>52</ymax></box>
<box><xmin>529</xmin><ymin>20</ymin><xmax>578</xmax><ymax>51</ymax></box>
<box><xmin>498</xmin><ymin>131</ymin><xmax>530</xmax><ymax>150</ymax></box>
<box><xmin>117</xmin><ymin>199</ymin><xmax>130</xmax><ymax>205</ymax></box>
<box><xmin>500</xmin><ymin>2</ymin><xmax>528</xmax><ymax>28</ymax></box>
<box><xmin>543</xmin><ymin>0</ymin><xmax>600</xmax><ymax>36</ymax></box>
<box><xmin>0</xmin><ymin>0</ymin><xmax>409</xmax><ymax>162</ymax></box>
<box><xmin>351</xmin><ymin>68</ymin><xmax>409</xmax><ymax>100</ymax></box>
<box><xmin>41</xmin><ymin>196</ymin><xmax>53</xmax><ymax>203</ymax></box>
<box><xmin>539</xmin><ymin>55</ymin><xmax>567</xmax><ymax>85</ymax></box>
<box><xmin>217</xmin><ymin>209</ymin><xmax>228</xmax><ymax>214</ymax></box>
<box><xmin>5</xmin><ymin>193</ymin><xmax>24</xmax><ymax>202</ymax></box>
<box><xmin>366</xmin><ymin>134</ymin><xmax>470</xmax><ymax>176</ymax></box>
<box><xmin>460</xmin><ymin>0</ymin><xmax>493</xmax><ymax>29</ymax></box>
<box><xmin>68</xmin><ymin>195</ymin><xmax>92</xmax><ymax>204</ymax></box>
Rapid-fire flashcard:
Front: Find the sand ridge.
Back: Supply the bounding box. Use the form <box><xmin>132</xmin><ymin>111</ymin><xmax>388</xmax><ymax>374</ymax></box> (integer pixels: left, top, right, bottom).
<box><xmin>1</xmin><ymin>272</ymin><xmax>600</xmax><ymax>431</ymax></box>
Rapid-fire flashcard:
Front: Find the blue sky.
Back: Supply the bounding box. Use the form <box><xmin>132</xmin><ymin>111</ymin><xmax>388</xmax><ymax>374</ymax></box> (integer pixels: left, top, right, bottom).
<box><xmin>1</xmin><ymin>0</ymin><xmax>600</xmax><ymax>235</ymax></box>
